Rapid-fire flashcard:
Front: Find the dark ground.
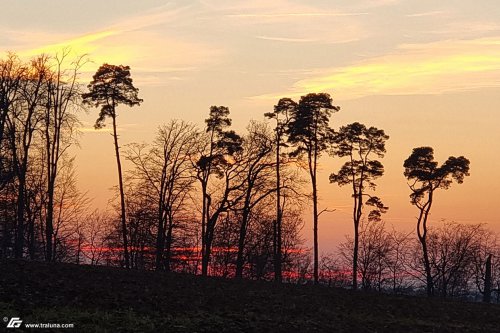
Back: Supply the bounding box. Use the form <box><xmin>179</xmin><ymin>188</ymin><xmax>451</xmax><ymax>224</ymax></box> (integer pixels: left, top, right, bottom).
<box><xmin>0</xmin><ymin>260</ymin><xmax>499</xmax><ymax>332</ymax></box>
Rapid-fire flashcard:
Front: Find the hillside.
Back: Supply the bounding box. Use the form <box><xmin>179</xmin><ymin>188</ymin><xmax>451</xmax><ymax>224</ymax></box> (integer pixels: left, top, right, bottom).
<box><xmin>0</xmin><ymin>260</ymin><xmax>499</xmax><ymax>332</ymax></box>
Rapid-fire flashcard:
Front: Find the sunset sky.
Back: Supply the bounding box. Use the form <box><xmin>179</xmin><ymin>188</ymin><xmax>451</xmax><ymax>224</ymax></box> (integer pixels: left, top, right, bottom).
<box><xmin>2</xmin><ymin>0</ymin><xmax>499</xmax><ymax>252</ymax></box>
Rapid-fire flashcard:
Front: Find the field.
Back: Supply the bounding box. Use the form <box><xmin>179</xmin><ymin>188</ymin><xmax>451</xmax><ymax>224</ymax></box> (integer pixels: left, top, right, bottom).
<box><xmin>1</xmin><ymin>260</ymin><xmax>499</xmax><ymax>332</ymax></box>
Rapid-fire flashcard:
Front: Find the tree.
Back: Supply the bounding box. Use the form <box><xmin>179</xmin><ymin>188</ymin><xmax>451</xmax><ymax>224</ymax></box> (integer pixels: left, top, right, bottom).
<box><xmin>471</xmin><ymin>227</ymin><xmax>498</xmax><ymax>303</ymax></box>
<box><xmin>330</xmin><ymin>122</ymin><xmax>389</xmax><ymax>290</ymax></box>
<box><xmin>403</xmin><ymin>147</ymin><xmax>470</xmax><ymax>296</ymax></box>
<box><xmin>234</xmin><ymin>121</ymin><xmax>275</xmax><ymax>278</ymax></box>
<box><xmin>42</xmin><ymin>51</ymin><xmax>84</xmax><ymax>261</ymax></box>
<box><xmin>194</xmin><ymin>106</ymin><xmax>243</xmax><ymax>276</ymax></box>
<box><xmin>126</xmin><ymin>120</ymin><xmax>198</xmax><ymax>271</ymax></box>
<box><xmin>0</xmin><ymin>53</ymin><xmax>26</xmax><ymax>188</ymax></box>
<box><xmin>81</xmin><ymin>209</ymin><xmax>114</xmax><ymax>265</ymax></box>
<box><xmin>427</xmin><ymin>222</ymin><xmax>484</xmax><ymax>298</ymax></box>
<box><xmin>265</xmin><ymin>97</ymin><xmax>295</xmax><ymax>282</ymax></box>
<box><xmin>287</xmin><ymin>93</ymin><xmax>339</xmax><ymax>284</ymax></box>
<box><xmin>357</xmin><ymin>221</ymin><xmax>391</xmax><ymax>291</ymax></box>
<box><xmin>51</xmin><ymin>157</ymin><xmax>90</xmax><ymax>263</ymax></box>
<box><xmin>82</xmin><ymin>64</ymin><xmax>142</xmax><ymax>269</ymax></box>
<box><xmin>386</xmin><ymin>228</ymin><xmax>413</xmax><ymax>293</ymax></box>
<box><xmin>6</xmin><ymin>55</ymin><xmax>49</xmax><ymax>258</ymax></box>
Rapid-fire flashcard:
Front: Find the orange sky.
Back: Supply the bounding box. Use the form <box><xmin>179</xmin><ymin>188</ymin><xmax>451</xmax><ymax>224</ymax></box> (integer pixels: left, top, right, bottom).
<box><xmin>1</xmin><ymin>0</ymin><xmax>499</xmax><ymax>252</ymax></box>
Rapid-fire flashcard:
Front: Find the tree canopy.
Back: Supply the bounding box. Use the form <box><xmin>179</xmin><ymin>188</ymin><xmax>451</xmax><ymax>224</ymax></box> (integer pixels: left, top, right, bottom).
<box><xmin>82</xmin><ymin>64</ymin><xmax>142</xmax><ymax>128</ymax></box>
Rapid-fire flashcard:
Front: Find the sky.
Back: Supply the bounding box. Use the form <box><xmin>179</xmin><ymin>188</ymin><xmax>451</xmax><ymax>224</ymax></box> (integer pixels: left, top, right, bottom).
<box><xmin>1</xmin><ymin>0</ymin><xmax>500</xmax><ymax>253</ymax></box>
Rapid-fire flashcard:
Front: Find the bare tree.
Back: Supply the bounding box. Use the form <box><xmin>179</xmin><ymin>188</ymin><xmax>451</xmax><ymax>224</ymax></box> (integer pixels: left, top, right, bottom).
<box><xmin>126</xmin><ymin>120</ymin><xmax>198</xmax><ymax>271</ymax></box>
<box><xmin>386</xmin><ymin>228</ymin><xmax>413</xmax><ymax>293</ymax></box>
<box><xmin>427</xmin><ymin>222</ymin><xmax>485</xmax><ymax>298</ymax></box>
<box><xmin>51</xmin><ymin>157</ymin><xmax>89</xmax><ymax>263</ymax></box>
<box><xmin>42</xmin><ymin>50</ymin><xmax>85</xmax><ymax>261</ymax></box>
<box><xmin>0</xmin><ymin>53</ymin><xmax>26</xmax><ymax>188</ymax></box>
<box><xmin>6</xmin><ymin>55</ymin><xmax>49</xmax><ymax>258</ymax></box>
<box><xmin>234</xmin><ymin>121</ymin><xmax>275</xmax><ymax>278</ymax></box>
<box><xmin>471</xmin><ymin>227</ymin><xmax>498</xmax><ymax>303</ymax></box>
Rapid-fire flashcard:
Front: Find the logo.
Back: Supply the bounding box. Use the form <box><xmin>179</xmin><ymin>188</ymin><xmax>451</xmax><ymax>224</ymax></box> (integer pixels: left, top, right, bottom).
<box><xmin>6</xmin><ymin>317</ymin><xmax>23</xmax><ymax>328</ymax></box>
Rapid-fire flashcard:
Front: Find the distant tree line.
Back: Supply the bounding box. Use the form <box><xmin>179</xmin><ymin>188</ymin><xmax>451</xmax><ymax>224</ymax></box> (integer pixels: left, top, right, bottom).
<box><xmin>3</xmin><ymin>53</ymin><xmax>496</xmax><ymax>302</ymax></box>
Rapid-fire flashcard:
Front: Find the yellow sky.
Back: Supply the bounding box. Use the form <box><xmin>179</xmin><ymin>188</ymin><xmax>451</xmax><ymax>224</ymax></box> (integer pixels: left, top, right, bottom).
<box><xmin>2</xmin><ymin>0</ymin><xmax>499</xmax><ymax>252</ymax></box>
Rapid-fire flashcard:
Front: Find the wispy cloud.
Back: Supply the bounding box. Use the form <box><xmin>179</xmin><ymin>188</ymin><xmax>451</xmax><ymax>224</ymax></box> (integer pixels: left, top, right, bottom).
<box><xmin>256</xmin><ymin>35</ymin><xmax>317</xmax><ymax>43</ymax></box>
<box><xmin>406</xmin><ymin>10</ymin><xmax>446</xmax><ymax>18</ymax></box>
<box><xmin>251</xmin><ymin>37</ymin><xmax>500</xmax><ymax>101</ymax></box>
<box><xmin>1</xmin><ymin>4</ymin><xmax>223</xmax><ymax>86</ymax></box>
<box><xmin>200</xmin><ymin>0</ymin><xmax>368</xmax><ymax>44</ymax></box>
<box><xmin>422</xmin><ymin>21</ymin><xmax>500</xmax><ymax>37</ymax></box>
<box><xmin>225</xmin><ymin>12</ymin><xmax>368</xmax><ymax>19</ymax></box>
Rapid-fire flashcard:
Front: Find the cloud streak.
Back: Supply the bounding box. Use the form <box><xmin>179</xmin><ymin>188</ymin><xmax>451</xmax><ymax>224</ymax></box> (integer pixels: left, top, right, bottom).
<box><xmin>252</xmin><ymin>37</ymin><xmax>500</xmax><ymax>100</ymax></box>
<box><xmin>256</xmin><ymin>35</ymin><xmax>317</xmax><ymax>43</ymax></box>
<box><xmin>406</xmin><ymin>10</ymin><xmax>446</xmax><ymax>18</ymax></box>
<box><xmin>225</xmin><ymin>12</ymin><xmax>368</xmax><ymax>18</ymax></box>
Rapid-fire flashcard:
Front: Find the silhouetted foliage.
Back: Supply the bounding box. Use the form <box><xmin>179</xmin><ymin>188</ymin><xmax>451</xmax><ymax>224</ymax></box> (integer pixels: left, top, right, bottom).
<box><xmin>195</xmin><ymin>106</ymin><xmax>243</xmax><ymax>276</ymax></box>
<box><xmin>287</xmin><ymin>92</ymin><xmax>339</xmax><ymax>285</ymax></box>
<box><xmin>330</xmin><ymin>122</ymin><xmax>389</xmax><ymax>290</ymax></box>
<box><xmin>404</xmin><ymin>147</ymin><xmax>470</xmax><ymax>296</ymax></box>
<box><xmin>83</xmin><ymin>63</ymin><xmax>142</xmax><ymax>269</ymax></box>
<box><xmin>265</xmin><ymin>97</ymin><xmax>296</xmax><ymax>282</ymax></box>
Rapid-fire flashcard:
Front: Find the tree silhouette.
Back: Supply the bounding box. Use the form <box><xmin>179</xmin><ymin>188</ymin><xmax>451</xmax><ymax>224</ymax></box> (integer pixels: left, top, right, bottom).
<box><xmin>43</xmin><ymin>51</ymin><xmax>85</xmax><ymax>262</ymax></box>
<box><xmin>195</xmin><ymin>106</ymin><xmax>243</xmax><ymax>276</ymax></box>
<box><xmin>234</xmin><ymin>121</ymin><xmax>275</xmax><ymax>279</ymax></box>
<box><xmin>82</xmin><ymin>64</ymin><xmax>142</xmax><ymax>269</ymax></box>
<box><xmin>0</xmin><ymin>54</ymin><xmax>25</xmax><ymax>188</ymax></box>
<box><xmin>287</xmin><ymin>93</ymin><xmax>339</xmax><ymax>284</ymax></box>
<box><xmin>265</xmin><ymin>97</ymin><xmax>296</xmax><ymax>282</ymax></box>
<box><xmin>126</xmin><ymin>120</ymin><xmax>198</xmax><ymax>271</ymax></box>
<box><xmin>403</xmin><ymin>147</ymin><xmax>470</xmax><ymax>296</ymax></box>
<box><xmin>7</xmin><ymin>55</ymin><xmax>49</xmax><ymax>258</ymax></box>
<box><xmin>330</xmin><ymin>122</ymin><xmax>389</xmax><ymax>290</ymax></box>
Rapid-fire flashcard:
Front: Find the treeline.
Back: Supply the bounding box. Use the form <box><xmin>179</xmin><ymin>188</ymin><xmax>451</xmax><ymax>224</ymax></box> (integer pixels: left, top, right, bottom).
<box><xmin>0</xmin><ymin>53</ymin><xmax>496</xmax><ymax>302</ymax></box>
<box><xmin>326</xmin><ymin>220</ymin><xmax>497</xmax><ymax>301</ymax></box>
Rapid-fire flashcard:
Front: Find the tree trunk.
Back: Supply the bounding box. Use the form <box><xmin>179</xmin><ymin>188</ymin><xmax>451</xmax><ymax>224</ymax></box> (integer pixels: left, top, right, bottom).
<box><xmin>27</xmin><ymin>194</ymin><xmax>36</xmax><ymax>260</ymax></box>
<box><xmin>155</xmin><ymin>205</ymin><xmax>165</xmax><ymax>271</ymax></box>
<box><xmin>352</xmin><ymin>190</ymin><xmax>363</xmax><ymax>290</ymax></box>
<box><xmin>422</xmin><ymin>239</ymin><xmax>433</xmax><ymax>296</ymax></box>
<box><xmin>200</xmin><ymin>182</ymin><xmax>208</xmax><ymax>275</ymax></box>
<box><xmin>311</xmin><ymin>170</ymin><xmax>319</xmax><ymax>285</ymax></box>
<box><xmin>274</xmin><ymin>135</ymin><xmax>282</xmax><ymax>283</ymax></box>
<box><xmin>112</xmin><ymin>114</ymin><xmax>130</xmax><ymax>269</ymax></box>
<box><xmin>235</xmin><ymin>207</ymin><xmax>250</xmax><ymax>279</ymax></box>
<box><xmin>418</xmin><ymin>193</ymin><xmax>434</xmax><ymax>297</ymax></box>
<box><xmin>14</xmin><ymin>172</ymin><xmax>26</xmax><ymax>258</ymax></box>
<box><xmin>417</xmin><ymin>214</ymin><xmax>433</xmax><ymax>297</ymax></box>
<box><xmin>202</xmin><ymin>230</ymin><xmax>213</xmax><ymax>276</ymax></box>
<box><xmin>484</xmin><ymin>254</ymin><xmax>492</xmax><ymax>303</ymax></box>
<box><xmin>164</xmin><ymin>214</ymin><xmax>174</xmax><ymax>272</ymax></box>
<box><xmin>353</xmin><ymin>220</ymin><xmax>359</xmax><ymax>290</ymax></box>
<box><xmin>45</xmin><ymin>179</ymin><xmax>55</xmax><ymax>262</ymax></box>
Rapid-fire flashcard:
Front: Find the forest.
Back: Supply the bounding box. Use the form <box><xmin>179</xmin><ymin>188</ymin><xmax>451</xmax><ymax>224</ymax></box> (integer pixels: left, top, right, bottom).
<box><xmin>1</xmin><ymin>51</ymin><xmax>497</xmax><ymax>304</ymax></box>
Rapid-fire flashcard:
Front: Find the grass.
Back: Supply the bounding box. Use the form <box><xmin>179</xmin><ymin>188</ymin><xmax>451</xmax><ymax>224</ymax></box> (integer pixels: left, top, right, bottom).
<box><xmin>1</xmin><ymin>260</ymin><xmax>499</xmax><ymax>332</ymax></box>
